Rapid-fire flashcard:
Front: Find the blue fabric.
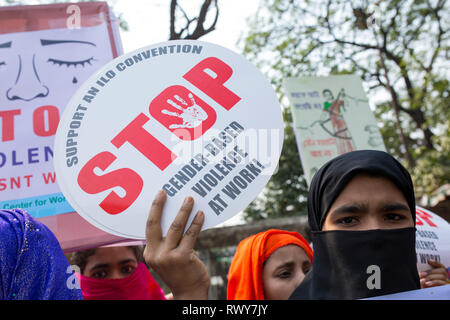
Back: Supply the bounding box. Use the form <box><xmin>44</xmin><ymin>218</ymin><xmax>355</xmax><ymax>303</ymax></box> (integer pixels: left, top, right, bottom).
<box><xmin>0</xmin><ymin>208</ymin><xmax>83</xmax><ymax>300</ymax></box>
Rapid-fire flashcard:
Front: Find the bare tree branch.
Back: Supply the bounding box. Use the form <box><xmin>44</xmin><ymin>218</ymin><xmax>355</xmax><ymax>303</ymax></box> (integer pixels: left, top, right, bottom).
<box><xmin>169</xmin><ymin>0</ymin><xmax>219</xmax><ymax>40</ymax></box>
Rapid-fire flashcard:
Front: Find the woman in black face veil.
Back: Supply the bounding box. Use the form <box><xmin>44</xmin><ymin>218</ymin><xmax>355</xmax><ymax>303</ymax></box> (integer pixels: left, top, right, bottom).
<box><xmin>289</xmin><ymin>150</ymin><xmax>420</xmax><ymax>300</ymax></box>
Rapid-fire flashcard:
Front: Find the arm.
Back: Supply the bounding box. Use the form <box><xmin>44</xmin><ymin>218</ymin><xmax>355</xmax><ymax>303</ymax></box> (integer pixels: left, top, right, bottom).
<box><xmin>143</xmin><ymin>190</ymin><xmax>210</xmax><ymax>300</ymax></box>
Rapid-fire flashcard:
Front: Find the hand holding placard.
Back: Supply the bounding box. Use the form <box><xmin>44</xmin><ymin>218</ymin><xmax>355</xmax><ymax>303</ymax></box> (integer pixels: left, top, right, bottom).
<box><xmin>419</xmin><ymin>260</ymin><xmax>449</xmax><ymax>288</ymax></box>
<box><xmin>144</xmin><ymin>190</ymin><xmax>210</xmax><ymax>300</ymax></box>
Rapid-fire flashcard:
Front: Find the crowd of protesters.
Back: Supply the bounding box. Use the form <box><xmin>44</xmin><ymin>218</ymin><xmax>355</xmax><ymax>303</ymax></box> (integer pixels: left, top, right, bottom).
<box><xmin>1</xmin><ymin>150</ymin><xmax>449</xmax><ymax>300</ymax></box>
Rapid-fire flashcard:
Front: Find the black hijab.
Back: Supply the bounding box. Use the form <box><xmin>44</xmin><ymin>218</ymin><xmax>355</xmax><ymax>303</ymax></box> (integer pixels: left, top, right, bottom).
<box><xmin>290</xmin><ymin>150</ymin><xmax>420</xmax><ymax>300</ymax></box>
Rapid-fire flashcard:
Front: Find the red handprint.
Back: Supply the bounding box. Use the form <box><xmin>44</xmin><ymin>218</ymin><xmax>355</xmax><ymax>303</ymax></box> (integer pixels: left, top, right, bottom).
<box><xmin>150</xmin><ymin>85</ymin><xmax>217</xmax><ymax>141</ymax></box>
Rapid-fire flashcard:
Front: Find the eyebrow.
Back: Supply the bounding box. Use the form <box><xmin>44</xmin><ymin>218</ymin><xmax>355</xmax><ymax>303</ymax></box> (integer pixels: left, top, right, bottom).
<box><xmin>89</xmin><ymin>258</ymin><xmax>136</xmax><ymax>271</ymax></box>
<box><xmin>0</xmin><ymin>41</ymin><xmax>12</xmax><ymax>48</ymax></box>
<box><xmin>380</xmin><ymin>203</ymin><xmax>410</xmax><ymax>212</ymax></box>
<box><xmin>275</xmin><ymin>261</ymin><xmax>295</xmax><ymax>271</ymax></box>
<box><xmin>331</xmin><ymin>203</ymin><xmax>369</xmax><ymax>215</ymax></box>
<box><xmin>331</xmin><ymin>202</ymin><xmax>410</xmax><ymax>216</ymax></box>
<box><xmin>40</xmin><ymin>39</ymin><xmax>96</xmax><ymax>46</ymax></box>
<box><xmin>89</xmin><ymin>263</ymin><xmax>109</xmax><ymax>271</ymax></box>
<box><xmin>118</xmin><ymin>259</ymin><xmax>137</xmax><ymax>265</ymax></box>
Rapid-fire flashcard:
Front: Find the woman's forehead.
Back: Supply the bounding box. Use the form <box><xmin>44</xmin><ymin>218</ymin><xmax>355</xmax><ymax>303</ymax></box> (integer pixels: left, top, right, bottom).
<box><xmin>266</xmin><ymin>245</ymin><xmax>309</xmax><ymax>266</ymax></box>
<box><xmin>334</xmin><ymin>173</ymin><xmax>407</xmax><ymax>200</ymax></box>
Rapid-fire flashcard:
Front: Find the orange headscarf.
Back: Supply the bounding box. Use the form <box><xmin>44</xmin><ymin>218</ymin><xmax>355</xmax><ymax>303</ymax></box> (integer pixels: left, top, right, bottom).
<box><xmin>227</xmin><ymin>229</ymin><xmax>313</xmax><ymax>300</ymax></box>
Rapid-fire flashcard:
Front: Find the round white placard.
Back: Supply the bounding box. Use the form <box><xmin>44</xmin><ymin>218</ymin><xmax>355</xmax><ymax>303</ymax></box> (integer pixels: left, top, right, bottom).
<box><xmin>54</xmin><ymin>40</ymin><xmax>284</xmax><ymax>239</ymax></box>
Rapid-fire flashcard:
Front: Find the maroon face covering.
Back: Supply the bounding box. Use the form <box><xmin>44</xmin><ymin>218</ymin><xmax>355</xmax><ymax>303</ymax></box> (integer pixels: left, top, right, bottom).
<box><xmin>77</xmin><ymin>262</ymin><xmax>166</xmax><ymax>300</ymax></box>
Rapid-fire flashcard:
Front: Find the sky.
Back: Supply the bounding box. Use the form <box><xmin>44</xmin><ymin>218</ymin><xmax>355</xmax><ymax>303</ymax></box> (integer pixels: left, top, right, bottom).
<box><xmin>114</xmin><ymin>0</ymin><xmax>261</xmax><ymax>55</ymax></box>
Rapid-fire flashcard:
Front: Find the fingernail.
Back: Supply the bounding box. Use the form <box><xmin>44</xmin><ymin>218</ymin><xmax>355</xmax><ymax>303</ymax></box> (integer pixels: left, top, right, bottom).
<box><xmin>184</xmin><ymin>196</ymin><xmax>193</xmax><ymax>204</ymax></box>
<box><xmin>419</xmin><ymin>271</ymin><xmax>428</xmax><ymax>277</ymax></box>
<box><xmin>157</xmin><ymin>190</ymin><xmax>165</xmax><ymax>199</ymax></box>
<box><xmin>194</xmin><ymin>210</ymin><xmax>204</xmax><ymax>223</ymax></box>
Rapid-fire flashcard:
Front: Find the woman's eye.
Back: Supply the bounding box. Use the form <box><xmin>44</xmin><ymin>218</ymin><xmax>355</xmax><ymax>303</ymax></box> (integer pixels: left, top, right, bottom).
<box><xmin>337</xmin><ymin>216</ymin><xmax>358</xmax><ymax>225</ymax></box>
<box><xmin>277</xmin><ymin>271</ymin><xmax>292</xmax><ymax>279</ymax></box>
<box><xmin>47</xmin><ymin>57</ymin><xmax>95</xmax><ymax>67</ymax></box>
<box><xmin>0</xmin><ymin>61</ymin><xmax>6</xmax><ymax>67</ymax></box>
<box><xmin>385</xmin><ymin>213</ymin><xmax>405</xmax><ymax>221</ymax></box>
<box><xmin>122</xmin><ymin>265</ymin><xmax>135</xmax><ymax>275</ymax></box>
<box><xmin>92</xmin><ymin>270</ymin><xmax>107</xmax><ymax>279</ymax></box>
<box><xmin>302</xmin><ymin>263</ymin><xmax>312</xmax><ymax>274</ymax></box>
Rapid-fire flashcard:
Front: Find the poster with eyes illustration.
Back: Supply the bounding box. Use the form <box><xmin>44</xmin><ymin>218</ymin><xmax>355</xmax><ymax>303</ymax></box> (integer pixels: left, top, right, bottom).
<box><xmin>0</xmin><ymin>3</ymin><xmax>124</xmax><ymax>250</ymax></box>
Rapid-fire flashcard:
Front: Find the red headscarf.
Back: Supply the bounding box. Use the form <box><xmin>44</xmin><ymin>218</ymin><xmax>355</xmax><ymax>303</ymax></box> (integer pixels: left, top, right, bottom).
<box><xmin>76</xmin><ymin>262</ymin><xmax>166</xmax><ymax>300</ymax></box>
<box><xmin>227</xmin><ymin>229</ymin><xmax>313</xmax><ymax>300</ymax></box>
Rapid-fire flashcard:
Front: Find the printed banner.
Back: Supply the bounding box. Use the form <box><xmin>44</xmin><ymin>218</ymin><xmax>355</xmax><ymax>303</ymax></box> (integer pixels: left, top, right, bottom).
<box><xmin>0</xmin><ymin>2</ymin><xmax>124</xmax><ymax>251</ymax></box>
<box><xmin>54</xmin><ymin>40</ymin><xmax>284</xmax><ymax>239</ymax></box>
<box><xmin>284</xmin><ymin>75</ymin><xmax>386</xmax><ymax>184</ymax></box>
<box><xmin>0</xmin><ymin>2</ymin><xmax>121</xmax><ymax>216</ymax></box>
<box><xmin>415</xmin><ymin>206</ymin><xmax>450</xmax><ymax>273</ymax></box>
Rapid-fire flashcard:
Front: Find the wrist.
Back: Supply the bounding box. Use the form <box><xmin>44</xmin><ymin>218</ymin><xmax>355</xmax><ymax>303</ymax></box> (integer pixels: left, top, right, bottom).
<box><xmin>172</xmin><ymin>282</ymin><xmax>210</xmax><ymax>300</ymax></box>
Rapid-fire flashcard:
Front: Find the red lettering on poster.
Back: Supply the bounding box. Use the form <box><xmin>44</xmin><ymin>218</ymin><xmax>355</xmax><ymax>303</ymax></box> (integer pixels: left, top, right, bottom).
<box><xmin>183</xmin><ymin>57</ymin><xmax>241</xmax><ymax>111</ymax></box>
<box><xmin>77</xmin><ymin>57</ymin><xmax>241</xmax><ymax>216</ymax></box>
<box><xmin>42</xmin><ymin>172</ymin><xmax>56</xmax><ymax>184</ymax></box>
<box><xmin>0</xmin><ymin>109</ymin><xmax>21</xmax><ymax>141</ymax></box>
<box><xmin>33</xmin><ymin>105</ymin><xmax>60</xmax><ymax>137</ymax></box>
<box><xmin>0</xmin><ymin>175</ymin><xmax>33</xmax><ymax>191</ymax></box>
<box><xmin>77</xmin><ymin>151</ymin><xmax>143</xmax><ymax>215</ymax></box>
<box><xmin>111</xmin><ymin>113</ymin><xmax>177</xmax><ymax>171</ymax></box>
<box><xmin>416</xmin><ymin>208</ymin><xmax>437</xmax><ymax>227</ymax></box>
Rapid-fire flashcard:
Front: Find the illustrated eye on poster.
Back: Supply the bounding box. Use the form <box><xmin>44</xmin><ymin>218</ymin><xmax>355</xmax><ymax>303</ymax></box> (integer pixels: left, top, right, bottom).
<box><xmin>0</xmin><ymin>2</ymin><xmax>123</xmax><ymax>251</ymax></box>
<box><xmin>54</xmin><ymin>40</ymin><xmax>284</xmax><ymax>240</ymax></box>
